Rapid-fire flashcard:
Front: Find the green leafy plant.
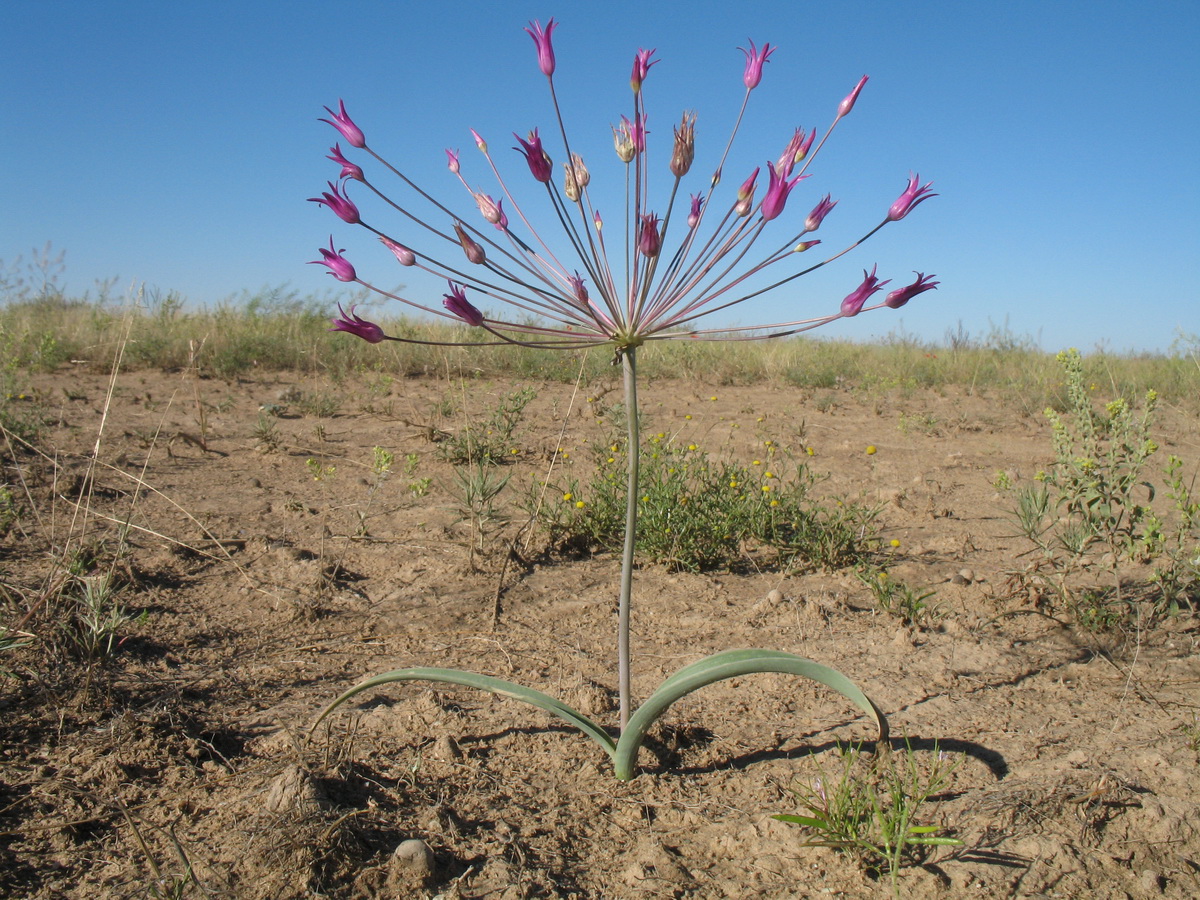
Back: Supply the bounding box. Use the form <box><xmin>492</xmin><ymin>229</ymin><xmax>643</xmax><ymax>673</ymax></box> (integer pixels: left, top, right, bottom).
<box><xmin>1008</xmin><ymin>348</ymin><xmax>1166</xmax><ymax>618</ymax></box>
<box><xmin>68</xmin><ymin>573</ymin><xmax>142</xmax><ymax>663</ymax></box>
<box><xmin>774</xmin><ymin>740</ymin><xmax>963</xmax><ymax>896</ymax></box>
<box><xmin>857</xmin><ymin>568</ymin><xmax>938</xmax><ymax>627</ymax></box>
<box><xmin>450</xmin><ymin>460</ymin><xmax>512</xmax><ymax>566</ymax></box>
<box><xmin>437</xmin><ymin>386</ymin><xmax>536</xmax><ymax>465</ymax></box>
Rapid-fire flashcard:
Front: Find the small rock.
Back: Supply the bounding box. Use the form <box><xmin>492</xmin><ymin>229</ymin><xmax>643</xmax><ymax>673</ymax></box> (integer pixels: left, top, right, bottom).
<box><xmin>766</xmin><ymin>588</ymin><xmax>784</xmax><ymax>606</ymax></box>
<box><xmin>951</xmin><ymin>568</ymin><xmax>974</xmax><ymax>585</ymax></box>
<box><xmin>264</xmin><ymin>764</ymin><xmax>325</xmax><ymax>815</ymax></box>
<box><xmin>391</xmin><ymin>838</ymin><xmax>436</xmax><ymax>878</ymax></box>
<box><xmin>433</xmin><ymin>734</ymin><xmax>462</xmax><ymax>760</ymax></box>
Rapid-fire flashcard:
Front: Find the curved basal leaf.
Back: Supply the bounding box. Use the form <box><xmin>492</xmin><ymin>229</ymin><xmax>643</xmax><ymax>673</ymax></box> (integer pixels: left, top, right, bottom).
<box><xmin>310</xmin><ymin>667</ymin><xmax>617</xmax><ymax>758</ymax></box>
<box><xmin>613</xmin><ymin>649</ymin><xmax>887</xmax><ymax>781</ymax></box>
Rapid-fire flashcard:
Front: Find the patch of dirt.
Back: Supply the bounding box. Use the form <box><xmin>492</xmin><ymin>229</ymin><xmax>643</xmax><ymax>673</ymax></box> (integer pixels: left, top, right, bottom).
<box><xmin>2</xmin><ymin>368</ymin><xmax>1199</xmax><ymax>898</ymax></box>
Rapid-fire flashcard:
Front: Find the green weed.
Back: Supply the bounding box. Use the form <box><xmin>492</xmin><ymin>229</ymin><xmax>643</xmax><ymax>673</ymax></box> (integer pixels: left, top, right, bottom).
<box><xmin>774</xmin><ymin>740</ymin><xmax>963</xmax><ymax>896</ymax></box>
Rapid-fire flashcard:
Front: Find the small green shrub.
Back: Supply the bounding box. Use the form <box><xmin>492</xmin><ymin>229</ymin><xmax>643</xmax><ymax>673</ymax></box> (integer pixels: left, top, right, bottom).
<box><xmin>538</xmin><ymin>431</ymin><xmax>877</xmax><ymax>573</ymax></box>
<box><xmin>438</xmin><ymin>386</ymin><xmax>536</xmax><ymax>465</ymax></box>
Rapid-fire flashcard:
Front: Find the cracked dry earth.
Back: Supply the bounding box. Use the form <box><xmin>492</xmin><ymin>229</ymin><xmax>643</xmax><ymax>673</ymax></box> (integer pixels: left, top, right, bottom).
<box><xmin>1</xmin><ymin>367</ymin><xmax>1199</xmax><ymax>898</ymax></box>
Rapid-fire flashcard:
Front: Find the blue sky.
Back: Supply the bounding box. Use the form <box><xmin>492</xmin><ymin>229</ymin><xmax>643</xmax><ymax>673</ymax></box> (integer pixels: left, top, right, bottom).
<box><xmin>2</xmin><ymin>0</ymin><xmax>1197</xmax><ymax>353</ymax></box>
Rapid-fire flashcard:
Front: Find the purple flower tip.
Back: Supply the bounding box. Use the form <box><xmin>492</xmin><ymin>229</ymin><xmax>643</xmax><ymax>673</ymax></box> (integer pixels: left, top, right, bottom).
<box><xmin>329</xmin><ymin>303</ymin><xmax>384</xmax><ymax>342</ymax></box>
<box><xmin>309</xmin><ymin>238</ymin><xmax>357</xmax><ymax>282</ymax></box>
<box><xmin>319</xmin><ymin>100</ymin><xmax>365</xmax><ymax>149</ymax></box>
<box><xmin>308</xmin><ymin>180</ymin><xmax>360</xmax><ymax>225</ymax></box>
<box><xmin>885</xmin><ymin>272</ymin><xmax>939</xmax><ymax>308</ymax></box>
<box><xmin>630</xmin><ymin>47</ymin><xmax>659</xmax><ymax>92</ymax></box>
<box><xmin>443</xmin><ymin>281</ymin><xmax>485</xmax><ymax>326</ymax></box>
<box><xmin>888</xmin><ymin>173</ymin><xmax>937</xmax><ymax>221</ymax></box>
<box><xmin>327</xmin><ymin>144</ymin><xmax>364</xmax><ymax>182</ymax></box>
<box><xmin>739</xmin><ymin>39</ymin><xmax>775</xmax><ymax>90</ymax></box>
<box><xmin>840</xmin><ymin>264</ymin><xmax>891</xmax><ymax>317</ymax></box>
<box><xmin>525</xmin><ymin>19</ymin><xmax>559</xmax><ymax>77</ymax></box>
<box><xmin>514</xmin><ymin>129</ymin><xmax>553</xmax><ymax>182</ymax></box>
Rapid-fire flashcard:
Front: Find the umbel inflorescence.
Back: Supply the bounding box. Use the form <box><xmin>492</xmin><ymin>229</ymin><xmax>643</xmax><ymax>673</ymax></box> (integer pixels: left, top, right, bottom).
<box><xmin>311</xmin><ymin>19</ymin><xmax>938</xmax><ymax>353</ymax></box>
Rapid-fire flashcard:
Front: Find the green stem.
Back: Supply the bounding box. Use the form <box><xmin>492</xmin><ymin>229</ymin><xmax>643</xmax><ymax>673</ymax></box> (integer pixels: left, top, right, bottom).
<box><xmin>618</xmin><ymin>347</ymin><xmax>640</xmax><ymax>732</ymax></box>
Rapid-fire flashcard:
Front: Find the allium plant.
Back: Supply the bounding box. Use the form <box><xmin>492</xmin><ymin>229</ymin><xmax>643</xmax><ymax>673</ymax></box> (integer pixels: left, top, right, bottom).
<box><xmin>310</xmin><ymin>20</ymin><xmax>938</xmax><ymax>780</ymax></box>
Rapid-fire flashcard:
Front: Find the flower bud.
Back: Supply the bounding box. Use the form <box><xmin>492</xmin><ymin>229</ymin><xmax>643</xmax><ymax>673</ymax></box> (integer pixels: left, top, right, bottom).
<box><xmin>637</xmin><ymin>213</ymin><xmax>662</xmax><ymax>258</ymax></box>
<box><xmin>445</xmin><ymin>149</ymin><xmax>460</xmax><ymax>174</ymax></box>
<box><xmin>453</xmin><ymin>222</ymin><xmax>486</xmax><ymax>264</ymax></box>
<box><xmin>837</xmin><ymin>75</ymin><xmax>869</xmax><ymax>119</ymax></box>
<box><xmin>380</xmin><ymin>236</ymin><xmax>415</xmax><ymax>266</ymax></box>
<box><xmin>688</xmin><ymin>193</ymin><xmax>703</xmax><ymax>229</ymax></box>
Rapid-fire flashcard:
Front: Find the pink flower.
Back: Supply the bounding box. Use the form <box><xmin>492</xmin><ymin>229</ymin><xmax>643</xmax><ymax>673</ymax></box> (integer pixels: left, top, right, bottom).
<box><xmin>630</xmin><ymin>47</ymin><xmax>658</xmax><ymax>92</ymax></box>
<box><xmin>621</xmin><ymin>114</ymin><xmax>648</xmax><ymax>154</ymax></box>
<box><xmin>319</xmin><ymin>100</ymin><xmax>365</xmax><ymax>149</ymax></box>
<box><xmin>443</xmin><ymin>281</ymin><xmax>484</xmax><ymax>326</ymax></box>
<box><xmin>326</xmin><ymin>144</ymin><xmax>363</xmax><ymax>182</ymax></box>
<box><xmin>445</xmin><ymin>148</ymin><xmax>460</xmax><ymax>174</ymax></box>
<box><xmin>309</xmin><ymin>238</ymin><xmax>356</xmax><ymax>282</ymax></box>
<box><xmin>775</xmin><ymin>128</ymin><xmax>815</xmax><ymax>176</ymax></box>
<box><xmin>514</xmin><ymin>129</ymin><xmax>553</xmax><ymax>182</ymax></box>
<box><xmin>887</xmin><ymin>173</ymin><xmax>937</xmax><ymax>221</ymax></box>
<box><xmin>688</xmin><ymin>193</ymin><xmax>703</xmax><ymax>229</ymax></box>
<box><xmin>739</xmin><ymin>39</ymin><xmax>775</xmax><ymax>90</ymax></box>
<box><xmin>308</xmin><ymin>181</ymin><xmax>360</xmax><ymax>224</ymax></box>
<box><xmin>884</xmin><ymin>272</ymin><xmax>939</xmax><ymax>308</ymax></box>
<box><xmin>761</xmin><ymin>164</ymin><xmax>805</xmax><ymax>222</ymax></box>
<box><xmin>329</xmin><ymin>303</ymin><xmax>384</xmax><ymax>342</ymax></box>
<box><xmin>380</xmin><ymin>236</ymin><xmax>415</xmax><ymax>266</ymax></box>
<box><xmin>840</xmin><ymin>264</ymin><xmax>891</xmax><ymax>317</ymax></box>
<box><xmin>837</xmin><ymin>75</ymin><xmax>869</xmax><ymax>119</ymax></box>
<box><xmin>637</xmin><ymin>213</ymin><xmax>661</xmax><ymax>258</ymax></box>
<box><xmin>805</xmin><ymin>195</ymin><xmax>837</xmax><ymax>232</ymax></box>
<box><xmin>570</xmin><ymin>273</ymin><xmax>589</xmax><ymax>305</ymax></box>
<box><xmin>525</xmin><ymin>19</ymin><xmax>559</xmax><ymax>77</ymax></box>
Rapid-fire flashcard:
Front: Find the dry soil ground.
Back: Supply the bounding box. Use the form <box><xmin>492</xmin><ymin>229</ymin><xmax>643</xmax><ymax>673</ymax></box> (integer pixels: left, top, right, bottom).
<box><xmin>1</xmin><ymin>367</ymin><xmax>1198</xmax><ymax>899</ymax></box>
